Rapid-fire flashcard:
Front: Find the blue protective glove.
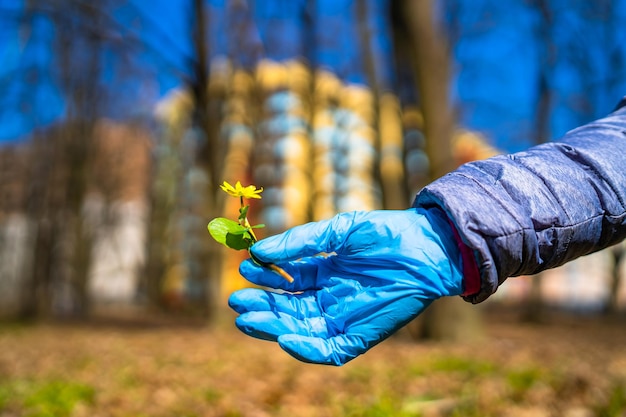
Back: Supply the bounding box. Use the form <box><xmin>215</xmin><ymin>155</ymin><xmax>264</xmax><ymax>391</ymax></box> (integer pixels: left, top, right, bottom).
<box><xmin>229</xmin><ymin>208</ymin><xmax>465</xmax><ymax>366</ymax></box>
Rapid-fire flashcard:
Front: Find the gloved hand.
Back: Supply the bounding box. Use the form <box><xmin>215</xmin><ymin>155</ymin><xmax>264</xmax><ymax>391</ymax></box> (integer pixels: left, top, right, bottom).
<box><xmin>229</xmin><ymin>208</ymin><xmax>465</xmax><ymax>366</ymax></box>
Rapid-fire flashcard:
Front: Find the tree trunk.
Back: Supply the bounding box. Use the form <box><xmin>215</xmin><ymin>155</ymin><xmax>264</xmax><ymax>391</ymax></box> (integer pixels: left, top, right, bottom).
<box><xmin>400</xmin><ymin>0</ymin><xmax>482</xmax><ymax>341</ymax></box>
<box><xmin>605</xmin><ymin>244</ymin><xmax>624</xmax><ymax>315</ymax></box>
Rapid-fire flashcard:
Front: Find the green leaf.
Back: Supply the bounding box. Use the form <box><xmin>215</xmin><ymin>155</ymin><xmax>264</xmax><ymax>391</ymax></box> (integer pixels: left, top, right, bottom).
<box><xmin>208</xmin><ymin>218</ymin><xmax>253</xmax><ymax>250</ymax></box>
<box><xmin>251</xmin><ymin>224</ymin><xmax>265</xmax><ymax>229</ymax></box>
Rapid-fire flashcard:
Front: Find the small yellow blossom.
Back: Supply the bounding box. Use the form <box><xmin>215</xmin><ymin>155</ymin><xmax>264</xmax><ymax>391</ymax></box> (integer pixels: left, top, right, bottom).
<box><xmin>220</xmin><ymin>180</ymin><xmax>263</xmax><ymax>199</ymax></box>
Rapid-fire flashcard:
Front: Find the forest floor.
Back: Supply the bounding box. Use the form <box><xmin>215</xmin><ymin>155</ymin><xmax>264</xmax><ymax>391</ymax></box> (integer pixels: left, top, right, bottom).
<box><xmin>1</xmin><ymin>303</ymin><xmax>625</xmax><ymax>417</ymax></box>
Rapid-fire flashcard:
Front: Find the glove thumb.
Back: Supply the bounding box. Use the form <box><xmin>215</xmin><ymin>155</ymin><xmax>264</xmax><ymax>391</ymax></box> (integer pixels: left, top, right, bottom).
<box><xmin>251</xmin><ymin>213</ymin><xmax>355</xmax><ymax>264</ymax></box>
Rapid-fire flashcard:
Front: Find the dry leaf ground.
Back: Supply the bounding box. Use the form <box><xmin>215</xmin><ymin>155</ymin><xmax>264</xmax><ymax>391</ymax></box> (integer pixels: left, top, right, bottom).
<box><xmin>1</xmin><ymin>304</ymin><xmax>625</xmax><ymax>417</ymax></box>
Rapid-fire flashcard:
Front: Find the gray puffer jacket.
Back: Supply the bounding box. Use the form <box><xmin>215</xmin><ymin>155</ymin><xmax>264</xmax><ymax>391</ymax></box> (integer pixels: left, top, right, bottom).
<box><xmin>415</xmin><ymin>98</ymin><xmax>626</xmax><ymax>304</ymax></box>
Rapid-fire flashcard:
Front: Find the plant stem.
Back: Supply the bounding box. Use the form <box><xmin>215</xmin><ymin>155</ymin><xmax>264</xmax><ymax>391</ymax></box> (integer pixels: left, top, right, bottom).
<box><xmin>269</xmin><ymin>264</ymin><xmax>295</xmax><ymax>283</ymax></box>
<box><xmin>248</xmin><ymin>250</ymin><xmax>295</xmax><ymax>283</ymax></box>
<box><xmin>244</xmin><ymin>218</ymin><xmax>258</xmax><ymax>242</ymax></box>
<box><xmin>239</xmin><ymin>196</ymin><xmax>294</xmax><ymax>283</ymax></box>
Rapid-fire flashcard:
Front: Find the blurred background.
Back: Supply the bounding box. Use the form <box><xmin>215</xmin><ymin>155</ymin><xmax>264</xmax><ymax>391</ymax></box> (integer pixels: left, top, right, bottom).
<box><xmin>2</xmin><ymin>0</ymin><xmax>626</xmax><ymax>416</ymax></box>
<box><xmin>2</xmin><ymin>0</ymin><xmax>626</xmax><ymax>322</ymax></box>
<box><xmin>0</xmin><ymin>0</ymin><xmax>626</xmax><ymax>317</ymax></box>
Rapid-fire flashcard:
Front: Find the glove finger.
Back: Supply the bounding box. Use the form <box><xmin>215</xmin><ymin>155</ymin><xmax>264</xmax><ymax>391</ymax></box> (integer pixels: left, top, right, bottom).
<box><xmin>239</xmin><ymin>257</ymin><xmax>326</xmax><ymax>290</ymax></box>
<box><xmin>277</xmin><ymin>333</ymin><xmax>365</xmax><ymax>366</ymax></box>
<box><xmin>250</xmin><ymin>212</ymin><xmax>357</xmax><ymax>264</ymax></box>
<box><xmin>228</xmin><ymin>288</ymin><xmax>321</xmax><ymax>318</ymax></box>
<box><xmin>235</xmin><ymin>310</ymin><xmax>330</xmax><ymax>341</ymax></box>
<box><xmin>277</xmin><ymin>297</ymin><xmax>435</xmax><ymax>366</ymax></box>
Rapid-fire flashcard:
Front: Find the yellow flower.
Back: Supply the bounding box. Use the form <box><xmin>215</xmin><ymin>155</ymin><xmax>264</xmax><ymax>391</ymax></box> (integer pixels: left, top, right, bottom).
<box><xmin>220</xmin><ymin>181</ymin><xmax>263</xmax><ymax>199</ymax></box>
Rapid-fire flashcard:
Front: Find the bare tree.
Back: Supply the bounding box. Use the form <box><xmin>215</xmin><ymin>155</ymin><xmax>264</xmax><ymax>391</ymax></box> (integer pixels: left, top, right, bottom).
<box><xmin>395</xmin><ymin>0</ymin><xmax>483</xmax><ymax>341</ymax></box>
<box><xmin>142</xmin><ymin>0</ymin><xmax>227</xmax><ymax>318</ymax></box>
<box><xmin>17</xmin><ymin>0</ymin><xmax>127</xmax><ymax>318</ymax></box>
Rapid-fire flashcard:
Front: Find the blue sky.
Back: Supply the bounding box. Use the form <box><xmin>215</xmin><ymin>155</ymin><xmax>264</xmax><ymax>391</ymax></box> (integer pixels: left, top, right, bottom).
<box><xmin>0</xmin><ymin>0</ymin><xmax>193</xmax><ymax>142</ymax></box>
<box><xmin>1</xmin><ymin>0</ymin><xmax>625</xmax><ymax>151</ymax></box>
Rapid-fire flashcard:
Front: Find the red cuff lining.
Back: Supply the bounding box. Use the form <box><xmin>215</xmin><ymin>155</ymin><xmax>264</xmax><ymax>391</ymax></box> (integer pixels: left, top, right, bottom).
<box><xmin>448</xmin><ymin>219</ymin><xmax>480</xmax><ymax>296</ymax></box>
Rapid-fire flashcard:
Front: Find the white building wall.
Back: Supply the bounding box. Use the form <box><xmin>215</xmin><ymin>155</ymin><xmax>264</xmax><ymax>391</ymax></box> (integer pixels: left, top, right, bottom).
<box><xmin>0</xmin><ymin>214</ymin><xmax>33</xmax><ymax>316</ymax></box>
<box><xmin>87</xmin><ymin>198</ymin><xmax>147</xmax><ymax>305</ymax></box>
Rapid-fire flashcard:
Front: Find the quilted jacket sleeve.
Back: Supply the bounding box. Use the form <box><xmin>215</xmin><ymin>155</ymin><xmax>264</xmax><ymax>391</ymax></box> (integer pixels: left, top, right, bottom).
<box><xmin>414</xmin><ymin>99</ymin><xmax>626</xmax><ymax>304</ymax></box>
